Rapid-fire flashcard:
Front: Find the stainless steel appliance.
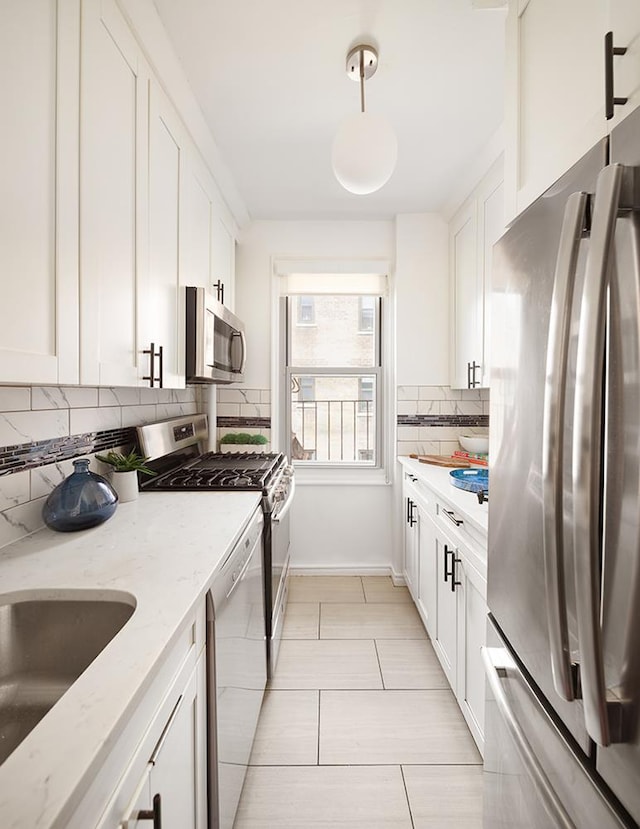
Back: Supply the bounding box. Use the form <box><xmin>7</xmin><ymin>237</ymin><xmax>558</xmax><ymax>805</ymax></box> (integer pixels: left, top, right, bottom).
<box><xmin>485</xmin><ymin>104</ymin><xmax>640</xmax><ymax>827</ymax></box>
<box><xmin>185</xmin><ymin>286</ymin><xmax>246</xmax><ymax>384</ymax></box>
<box><xmin>137</xmin><ymin>415</ymin><xmax>294</xmax><ymax>678</ymax></box>
<box><xmin>206</xmin><ymin>506</ymin><xmax>264</xmax><ymax>829</ymax></box>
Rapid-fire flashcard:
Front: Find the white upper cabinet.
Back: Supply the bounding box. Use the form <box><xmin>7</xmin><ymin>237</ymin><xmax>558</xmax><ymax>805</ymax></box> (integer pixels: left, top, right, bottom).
<box><xmin>183</xmin><ymin>153</ymin><xmax>237</xmax><ymax>310</ymax></box>
<box><xmin>505</xmin><ymin>0</ymin><xmax>640</xmax><ymax>221</ymax></box>
<box><xmin>504</xmin><ymin>0</ymin><xmax>606</xmax><ymax>220</ymax></box>
<box><xmin>0</xmin><ymin>0</ymin><xmax>79</xmax><ymax>385</ymax></box>
<box><xmin>450</xmin><ymin>158</ymin><xmax>504</xmax><ymax>390</ymax></box>
<box><xmin>145</xmin><ymin>81</ymin><xmax>188</xmax><ymax>389</ymax></box>
<box><xmin>608</xmin><ymin>0</ymin><xmax>640</xmax><ymax>129</ymax></box>
<box><xmin>79</xmin><ymin>0</ymin><xmax>148</xmax><ymax>387</ymax></box>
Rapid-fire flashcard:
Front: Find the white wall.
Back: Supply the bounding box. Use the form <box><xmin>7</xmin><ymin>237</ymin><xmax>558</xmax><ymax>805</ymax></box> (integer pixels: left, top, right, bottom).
<box><xmin>395</xmin><ymin>214</ymin><xmax>449</xmax><ymax>387</ymax></box>
<box><xmin>234</xmin><ymin>217</ymin><xmax>449</xmax><ymax>575</ymax></box>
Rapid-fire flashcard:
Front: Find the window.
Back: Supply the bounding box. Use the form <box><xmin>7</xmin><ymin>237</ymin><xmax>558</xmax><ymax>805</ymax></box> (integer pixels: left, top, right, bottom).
<box><xmin>296</xmin><ymin>296</ymin><xmax>315</xmax><ymax>325</ymax></box>
<box><xmin>358</xmin><ymin>376</ymin><xmax>374</xmax><ymax>414</ymax></box>
<box><xmin>285</xmin><ymin>295</ymin><xmax>381</xmax><ymax>465</ymax></box>
<box><xmin>358</xmin><ymin>296</ymin><xmax>375</xmax><ymax>332</ymax></box>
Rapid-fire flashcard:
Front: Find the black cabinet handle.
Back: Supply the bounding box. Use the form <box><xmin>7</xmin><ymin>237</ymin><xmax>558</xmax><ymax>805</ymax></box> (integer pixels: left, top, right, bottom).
<box><xmin>605</xmin><ymin>31</ymin><xmax>627</xmax><ymax>120</ymax></box>
<box><xmin>444</xmin><ymin>544</ymin><xmax>452</xmax><ymax>583</ymax></box>
<box><xmin>409</xmin><ymin>500</ymin><xmax>417</xmax><ymax>527</ymax></box>
<box><xmin>466</xmin><ymin>362</ymin><xmax>471</xmax><ymax>389</ymax></box>
<box><xmin>213</xmin><ymin>280</ymin><xmax>225</xmax><ymax>305</ymax></box>
<box><xmin>451</xmin><ymin>554</ymin><xmax>461</xmax><ymax>593</ymax></box>
<box><xmin>143</xmin><ymin>343</ymin><xmax>163</xmax><ymax>388</ymax></box>
<box><xmin>138</xmin><ymin>793</ymin><xmax>162</xmax><ymax>828</ymax></box>
<box><xmin>471</xmin><ymin>361</ymin><xmax>480</xmax><ymax>388</ymax></box>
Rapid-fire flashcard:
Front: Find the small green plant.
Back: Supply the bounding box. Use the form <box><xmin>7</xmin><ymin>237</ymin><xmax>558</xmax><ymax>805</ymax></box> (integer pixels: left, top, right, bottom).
<box><xmin>219</xmin><ymin>433</ymin><xmax>269</xmax><ymax>445</ymax></box>
<box><xmin>96</xmin><ymin>450</ymin><xmax>156</xmax><ymax>476</ymax></box>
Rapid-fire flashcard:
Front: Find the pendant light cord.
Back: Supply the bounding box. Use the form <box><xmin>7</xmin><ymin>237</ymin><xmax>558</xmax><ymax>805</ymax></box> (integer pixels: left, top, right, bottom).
<box><xmin>359</xmin><ymin>48</ymin><xmax>365</xmax><ymax>113</ymax></box>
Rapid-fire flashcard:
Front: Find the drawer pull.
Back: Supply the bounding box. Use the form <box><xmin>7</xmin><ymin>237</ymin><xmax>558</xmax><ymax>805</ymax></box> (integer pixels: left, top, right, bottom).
<box><xmin>138</xmin><ymin>793</ymin><xmax>162</xmax><ymax>828</ymax></box>
<box><xmin>443</xmin><ymin>508</ymin><xmax>463</xmax><ymax>527</ymax></box>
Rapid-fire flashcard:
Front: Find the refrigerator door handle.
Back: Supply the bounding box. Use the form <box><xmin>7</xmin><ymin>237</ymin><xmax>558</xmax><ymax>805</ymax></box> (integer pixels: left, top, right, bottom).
<box><xmin>573</xmin><ymin>163</ymin><xmax>626</xmax><ymax>746</ymax></box>
<box><xmin>542</xmin><ymin>190</ymin><xmax>588</xmax><ymax>702</ymax></box>
<box><xmin>482</xmin><ymin>646</ymin><xmax>576</xmax><ymax>829</ymax></box>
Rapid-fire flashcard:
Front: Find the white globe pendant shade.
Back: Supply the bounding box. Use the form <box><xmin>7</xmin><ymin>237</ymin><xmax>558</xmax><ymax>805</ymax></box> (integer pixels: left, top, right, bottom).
<box><xmin>332</xmin><ymin>111</ymin><xmax>398</xmax><ymax>195</ymax></box>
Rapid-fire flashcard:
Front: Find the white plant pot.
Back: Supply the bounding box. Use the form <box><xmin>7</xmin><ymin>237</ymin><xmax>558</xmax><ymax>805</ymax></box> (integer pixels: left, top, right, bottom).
<box><xmin>110</xmin><ymin>470</ymin><xmax>139</xmax><ymax>502</ymax></box>
<box><xmin>218</xmin><ymin>444</ymin><xmax>270</xmax><ymax>454</ymax></box>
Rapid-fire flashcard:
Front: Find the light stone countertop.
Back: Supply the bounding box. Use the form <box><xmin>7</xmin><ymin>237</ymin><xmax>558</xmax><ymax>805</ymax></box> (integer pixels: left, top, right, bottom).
<box><xmin>0</xmin><ymin>490</ymin><xmax>262</xmax><ymax>829</ymax></box>
<box><xmin>398</xmin><ymin>456</ymin><xmax>489</xmax><ymax>536</ymax></box>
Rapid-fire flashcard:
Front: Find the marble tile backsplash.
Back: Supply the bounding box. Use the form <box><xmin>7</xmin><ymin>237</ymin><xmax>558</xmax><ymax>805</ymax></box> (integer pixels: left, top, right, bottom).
<box><xmin>216</xmin><ymin>388</ymin><xmax>271</xmax><ymax>448</ymax></box>
<box><xmin>0</xmin><ymin>385</ymin><xmax>199</xmax><ymax>549</ymax></box>
<box><xmin>397</xmin><ymin>385</ymin><xmax>489</xmax><ymax>457</ymax></box>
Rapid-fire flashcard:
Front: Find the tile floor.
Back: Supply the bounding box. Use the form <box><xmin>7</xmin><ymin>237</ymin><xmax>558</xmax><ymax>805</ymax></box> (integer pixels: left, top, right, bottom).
<box><xmin>234</xmin><ymin>575</ymin><xmax>483</xmax><ymax>828</ymax></box>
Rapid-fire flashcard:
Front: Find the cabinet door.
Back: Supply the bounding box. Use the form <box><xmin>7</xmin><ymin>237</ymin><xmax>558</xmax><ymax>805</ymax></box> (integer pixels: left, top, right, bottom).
<box><xmin>477</xmin><ymin>168</ymin><xmax>504</xmax><ymax>389</ymax></box>
<box><xmin>211</xmin><ymin>214</ymin><xmax>236</xmax><ymax>310</ymax></box>
<box><xmin>433</xmin><ymin>528</ymin><xmax>458</xmax><ymax>689</ymax></box>
<box><xmin>504</xmin><ymin>0</ymin><xmax>607</xmax><ymax>220</ymax></box>
<box><xmin>609</xmin><ymin>0</ymin><xmax>640</xmax><ymax>128</ymax></box>
<box><xmin>450</xmin><ymin>200</ymin><xmax>479</xmax><ymax>389</ymax></box>
<box><xmin>417</xmin><ymin>503</ymin><xmax>437</xmax><ymax>640</ymax></box>
<box><xmin>0</xmin><ymin>0</ymin><xmax>79</xmax><ymax>384</ymax></box>
<box><xmin>403</xmin><ymin>481</ymin><xmax>419</xmax><ymax>599</ymax></box>
<box><xmin>456</xmin><ymin>557</ymin><xmax>488</xmax><ymax>754</ymax></box>
<box><xmin>80</xmin><ymin>0</ymin><xmax>147</xmax><ymax>386</ymax></box>
<box><xmin>183</xmin><ymin>154</ymin><xmax>216</xmax><ymax>292</ymax></box>
<box><xmin>145</xmin><ymin>81</ymin><xmax>186</xmax><ymax>389</ymax></box>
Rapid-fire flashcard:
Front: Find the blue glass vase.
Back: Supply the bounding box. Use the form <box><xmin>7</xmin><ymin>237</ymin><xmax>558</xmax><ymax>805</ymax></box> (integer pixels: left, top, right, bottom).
<box><xmin>43</xmin><ymin>458</ymin><xmax>118</xmax><ymax>532</ymax></box>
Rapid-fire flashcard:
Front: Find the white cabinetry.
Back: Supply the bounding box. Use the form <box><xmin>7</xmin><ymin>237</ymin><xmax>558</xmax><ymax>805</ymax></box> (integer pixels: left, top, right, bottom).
<box><xmin>0</xmin><ymin>0</ymin><xmax>79</xmax><ymax>385</ymax></box>
<box><xmin>402</xmin><ymin>472</ymin><xmax>420</xmax><ymax>600</ymax></box>
<box><xmin>400</xmin><ymin>462</ymin><xmax>488</xmax><ymax>753</ymax></box>
<box><xmin>79</xmin><ymin>0</ymin><xmax>148</xmax><ymax>387</ymax></box>
<box><xmin>450</xmin><ymin>159</ymin><xmax>504</xmax><ymax>390</ymax></box>
<box><xmin>504</xmin><ymin>0</ymin><xmax>640</xmax><ymax>222</ymax></box>
<box><xmin>69</xmin><ymin>607</ymin><xmax>207</xmax><ymax>829</ymax></box>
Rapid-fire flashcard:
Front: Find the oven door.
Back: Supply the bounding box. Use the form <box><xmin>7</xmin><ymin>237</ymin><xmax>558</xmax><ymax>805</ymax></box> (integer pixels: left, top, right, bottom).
<box><xmin>268</xmin><ymin>478</ymin><xmax>295</xmax><ymax>676</ymax></box>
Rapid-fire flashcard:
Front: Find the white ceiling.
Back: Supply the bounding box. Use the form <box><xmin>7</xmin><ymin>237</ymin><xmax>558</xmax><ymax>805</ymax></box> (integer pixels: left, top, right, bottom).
<box><xmin>153</xmin><ymin>0</ymin><xmax>506</xmax><ymax>221</ymax></box>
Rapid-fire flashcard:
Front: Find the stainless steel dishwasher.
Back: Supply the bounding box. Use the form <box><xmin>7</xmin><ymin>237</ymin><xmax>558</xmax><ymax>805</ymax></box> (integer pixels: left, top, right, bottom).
<box><xmin>206</xmin><ymin>507</ymin><xmax>266</xmax><ymax>829</ymax></box>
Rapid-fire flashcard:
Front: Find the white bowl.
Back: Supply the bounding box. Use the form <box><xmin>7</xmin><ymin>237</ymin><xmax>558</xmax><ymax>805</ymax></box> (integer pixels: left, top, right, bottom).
<box><xmin>459</xmin><ymin>435</ymin><xmax>489</xmax><ymax>454</ymax></box>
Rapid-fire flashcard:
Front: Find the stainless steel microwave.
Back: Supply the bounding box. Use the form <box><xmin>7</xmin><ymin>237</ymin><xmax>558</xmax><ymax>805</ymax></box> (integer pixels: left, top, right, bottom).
<box><xmin>185</xmin><ymin>287</ymin><xmax>246</xmax><ymax>384</ymax></box>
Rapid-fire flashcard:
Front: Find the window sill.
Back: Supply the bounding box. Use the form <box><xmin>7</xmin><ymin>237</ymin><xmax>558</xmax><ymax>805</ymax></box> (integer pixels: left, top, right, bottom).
<box><xmin>292</xmin><ymin>464</ymin><xmax>390</xmax><ymax>486</ymax></box>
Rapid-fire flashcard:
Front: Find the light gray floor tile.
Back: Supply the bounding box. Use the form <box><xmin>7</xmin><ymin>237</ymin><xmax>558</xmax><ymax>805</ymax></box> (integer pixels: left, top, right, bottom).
<box><xmin>376</xmin><ymin>639</ymin><xmax>449</xmax><ymax>689</ymax></box>
<box><xmin>320</xmin><ymin>602</ymin><xmax>427</xmax><ymax>639</ymax></box>
<box><xmin>281</xmin><ymin>602</ymin><xmax>319</xmax><ymax>639</ymax></box>
<box><xmin>362</xmin><ymin>576</ymin><xmax>413</xmax><ymax>603</ymax></box>
<box><xmin>249</xmin><ymin>690</ymin><xmax>318</xmax><ymax>765</ymax></box>
<box><xmin>319</xmin><ymin>690</ymin><xmax>481</xmax><ymax>765</ymax></box>
<box><xmin>402</xmin><ymin>765</ymin><xmax>483</xmax><ymax>828</ymax></box>
<box><xmin>270</xmin><ymin>640</ymin><xmax>383</xmax><ymax>689</ymax></box>
<box><xmin>288</xmin><ymin>575</ymin><xmax>365</xmax><ymax>603</ymax></box>
<box><xmin>234</xmin><ymin>765</ymin><xmax>413</xmax><ymax>828</ymax></box>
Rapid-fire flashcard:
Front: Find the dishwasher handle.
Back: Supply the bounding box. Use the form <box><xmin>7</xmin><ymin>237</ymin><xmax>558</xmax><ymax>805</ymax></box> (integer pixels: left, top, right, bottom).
<box><xmin>225</xmin><ymin>544</ymin><xmax>257</xmax><ymax>600</ymax></box>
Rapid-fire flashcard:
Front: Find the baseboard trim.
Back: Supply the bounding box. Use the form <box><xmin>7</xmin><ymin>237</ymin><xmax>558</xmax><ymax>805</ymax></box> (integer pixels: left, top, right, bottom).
<box><xmin>289</xmin><ymin>565</ymin><xmax>395</xmax><ymax>577</ymax></box>
<box><xmin>390</xmin><ymin>569</ymin><xmax>406</xmax><ymax>587</ymax></box>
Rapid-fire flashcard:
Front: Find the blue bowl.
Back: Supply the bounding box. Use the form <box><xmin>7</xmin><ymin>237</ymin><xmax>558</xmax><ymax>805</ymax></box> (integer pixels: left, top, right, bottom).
<box><xmin>449</xmin><ymin>468</ymin><xmax>489</xmax><ymax>494</ymax></box>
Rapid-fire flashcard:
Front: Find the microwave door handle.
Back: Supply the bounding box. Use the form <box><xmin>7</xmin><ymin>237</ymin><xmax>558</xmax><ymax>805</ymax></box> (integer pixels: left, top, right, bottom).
<box><xmin>542</xmin><ymin>191</ymin><xmax>588</xmax><ymax>702</ymax></box>
<box><xmin>573</xmin><ymin>163</ymin><xmax>625</xmax><ymax>746</ymax></box>
<box><xmin>233</xmin><ymin>330</ymin><xmax>247</xmax><ymax>374</ymax></box>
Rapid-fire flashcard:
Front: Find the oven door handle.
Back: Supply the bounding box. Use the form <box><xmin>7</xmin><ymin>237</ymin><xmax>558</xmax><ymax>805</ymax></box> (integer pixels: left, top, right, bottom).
<box><xmin>273</xmin><ymin>476</ymin><xmax>296</xmax><ymax>523</ymax></box>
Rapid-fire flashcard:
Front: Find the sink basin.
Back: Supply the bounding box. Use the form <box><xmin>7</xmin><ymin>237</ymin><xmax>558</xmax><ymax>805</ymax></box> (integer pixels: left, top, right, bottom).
<box><xmin>0</xmin><ymin>592</ymin><xmax>136</xmax><ymax>766</ymax></box>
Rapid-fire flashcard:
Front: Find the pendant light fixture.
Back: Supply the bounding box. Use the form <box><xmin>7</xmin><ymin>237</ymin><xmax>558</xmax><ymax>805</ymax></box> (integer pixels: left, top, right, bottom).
<box><xmin>331</xmin><ymin>44</ymin><xmax>398</xmax><ymax>195</ymax></box>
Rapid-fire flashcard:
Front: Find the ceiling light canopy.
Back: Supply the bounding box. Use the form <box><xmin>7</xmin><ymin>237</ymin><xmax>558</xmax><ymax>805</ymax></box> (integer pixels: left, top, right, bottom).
<box><xmin>331</xmin><ymin>44</ymin><xmax>398</xmax><ymax>196</ymax></box>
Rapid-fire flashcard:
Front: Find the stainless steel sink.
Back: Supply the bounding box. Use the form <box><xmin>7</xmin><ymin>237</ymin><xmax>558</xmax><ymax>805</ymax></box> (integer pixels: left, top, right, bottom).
<box><xmin>0</xmin><ymin>592</ymin><xmax>136</xmax><ymax>766</ymax></box>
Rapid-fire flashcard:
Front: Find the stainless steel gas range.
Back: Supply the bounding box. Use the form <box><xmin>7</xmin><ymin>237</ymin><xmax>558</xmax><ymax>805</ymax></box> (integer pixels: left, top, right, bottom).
<box><xmin>136</xmin><ymin>414</ymin><xmax>294</xmax><ymax>678</ymax></box>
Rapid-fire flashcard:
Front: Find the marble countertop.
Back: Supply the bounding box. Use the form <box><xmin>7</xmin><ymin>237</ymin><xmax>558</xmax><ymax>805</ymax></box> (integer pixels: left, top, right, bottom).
<box><xmin>398</xmin><ymin>456</ymin><xmax>489</xmax><ymax>536</ymax></box>
<box><xmin>0</xmin><ymin>490</ymin><xmax>261</xmax><ymax>829</ymax></box>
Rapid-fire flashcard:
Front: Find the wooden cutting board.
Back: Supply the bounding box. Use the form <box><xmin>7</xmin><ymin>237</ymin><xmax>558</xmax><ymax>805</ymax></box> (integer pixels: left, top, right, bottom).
<box><xmin>409</xmin><ymin>454</ymin><xmax>470</xmax><ymax>468</ymax></box>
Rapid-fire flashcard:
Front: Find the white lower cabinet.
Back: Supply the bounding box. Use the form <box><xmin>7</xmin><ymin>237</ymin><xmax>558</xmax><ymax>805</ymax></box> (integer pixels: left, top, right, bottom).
<box><xmin>67</xmin><ymin>607</ymin><xmax>207</xmax><ymax>829</ymax></box>
<box><xmin>401</xmin><ymin>464</ymin><xmax>488</xmax><ymax>754</ymax></box>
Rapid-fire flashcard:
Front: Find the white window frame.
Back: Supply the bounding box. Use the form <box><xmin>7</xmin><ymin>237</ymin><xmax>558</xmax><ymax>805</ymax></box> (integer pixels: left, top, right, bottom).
<box><xmin>284</xmin><ymin>294</ymin><xmax>383</xmax><ymax>470</ymax></box>
<box><xmin>270</xmin><ymin>258</ymin><xmax>395</xmax><ymax>486</ymax></box>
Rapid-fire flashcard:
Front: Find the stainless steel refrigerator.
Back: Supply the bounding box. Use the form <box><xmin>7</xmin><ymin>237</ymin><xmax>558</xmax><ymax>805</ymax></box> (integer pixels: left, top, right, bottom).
<box><xmin>485</xmin><ymin>103</ymin><xmax>640</xmax><ymax>828</ymax></box>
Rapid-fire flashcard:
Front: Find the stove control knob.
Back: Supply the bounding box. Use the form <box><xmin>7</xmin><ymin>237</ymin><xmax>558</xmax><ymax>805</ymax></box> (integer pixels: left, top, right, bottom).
<box><xmin>282</xmin><ymin>466</ymin><xmax>294</xmax><ymax>478</ymax></box>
